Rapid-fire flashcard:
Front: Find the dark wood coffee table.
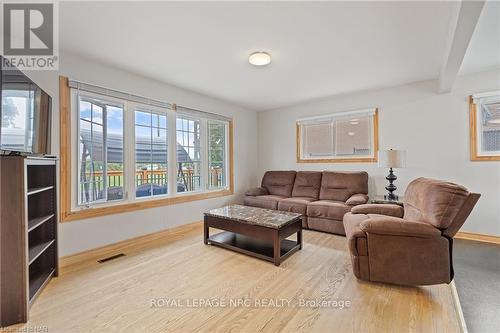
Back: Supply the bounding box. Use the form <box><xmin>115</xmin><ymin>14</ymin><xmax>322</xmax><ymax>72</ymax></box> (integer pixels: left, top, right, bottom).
<box><xmin>204</xmin><ymin>205</ymin><xmax>303</xmax><ymax>266</ymax></box>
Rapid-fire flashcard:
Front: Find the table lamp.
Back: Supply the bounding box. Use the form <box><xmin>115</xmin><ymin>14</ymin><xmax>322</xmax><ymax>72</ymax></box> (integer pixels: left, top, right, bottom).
<box><xmin>378</xmin><ymin>149</ymin><xmax>406</xmax><ymax>200</ymax></box>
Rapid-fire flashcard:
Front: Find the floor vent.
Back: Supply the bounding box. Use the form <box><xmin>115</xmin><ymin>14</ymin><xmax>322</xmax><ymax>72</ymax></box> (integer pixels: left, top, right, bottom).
<box><xmin>97</xmin><ymin>253</ymin><xmax>125</xmax><ymax>263</ymax></box>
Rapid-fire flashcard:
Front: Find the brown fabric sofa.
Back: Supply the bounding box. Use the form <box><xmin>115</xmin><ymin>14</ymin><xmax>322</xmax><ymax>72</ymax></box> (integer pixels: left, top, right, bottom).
<box><xmin>343</xmin><ymin>177</ymin><xmax>480</xmax><ymax>286</ymax></box>
<box><xmin>244</xmin><ymin>170</ymin><xmax>369</xmax><ymax>234</ymax></box>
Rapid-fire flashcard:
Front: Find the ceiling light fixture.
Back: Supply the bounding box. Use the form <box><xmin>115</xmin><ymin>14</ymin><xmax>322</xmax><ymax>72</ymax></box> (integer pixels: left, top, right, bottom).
<box><xmin>348</xmin><ymin>132</ymin><xmax>355</xmax><ymax>136</ymax></box>
<box><xmin>249</xmin><ymin>51</ymin><xmax>271</xmax><ymax>66</ymax></box>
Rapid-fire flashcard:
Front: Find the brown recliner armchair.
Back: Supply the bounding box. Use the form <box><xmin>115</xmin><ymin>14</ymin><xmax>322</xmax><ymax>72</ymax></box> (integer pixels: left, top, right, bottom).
<box><xmin>343</xmin><ymin>177</ymin><xmax>480</xmax><ymax>286</ymax></box>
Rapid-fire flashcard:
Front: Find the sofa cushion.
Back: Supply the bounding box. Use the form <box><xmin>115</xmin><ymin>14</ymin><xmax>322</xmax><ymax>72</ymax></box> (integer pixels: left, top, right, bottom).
<box><xmin>307</xmin><ymin>200</ymin><xmax>351</xmax><ymax>221</ymax></box>
<box><xmin>360</xmin><ymin>215</ymin><xmax>441</xmax><ymax>238</ymax></box>
<box><xmin>261</xmin><ymin>171</ymin><xmax>296</xmax><ymax>197</ymax></box>
<box><xmin>307</xmin><ymin>217</ymin><xmax>346</xmax><ymax>235</ymax></box>
<box><xmin>403</xmin><ymin>177</ymin><xmax>469</xmax><ymax>229</ymax></box>
<box><xmin>278</xmin><ymin>197</ymin><xmax>316</xmax><ymax>215</ymax></box>
<box><xmin>245</xmin><ymin>187</ymin><xmax>269</xmax><ymax>196</ymax></box>
<box><xmin>351</xmin><ymin>204</ymin><xmax>404</xmax><ymax>217</ymax></box>
<box><xmin>345</xmin><ymin>193</ymin><xmax>369</xmax><ymax>206</ymax></box>
<box><xmin>243</xmin><ymin>195</ymin><xmax>286</xmax><ymax>210</ymax></box>
<box><xmin>291</xmin><ymin>171</ymin><xmax>322</xmax><ymax>199</ymax></box>
<box><xmin>319</xmin><ymin>171</ymin><xmax>368</xmax><ymax>201</ymax></box>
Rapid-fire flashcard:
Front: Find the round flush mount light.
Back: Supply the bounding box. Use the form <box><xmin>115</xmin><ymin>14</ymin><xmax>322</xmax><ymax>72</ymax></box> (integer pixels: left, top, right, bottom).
<box><xmin>348</xmin><ymin>132</ymin><xmax>356</xmax><ymax>136</ymax></box>
<box><xmin>249</xmin><ymin>51</ymin><xmax>271</xmax><ymax>66</ymax></box>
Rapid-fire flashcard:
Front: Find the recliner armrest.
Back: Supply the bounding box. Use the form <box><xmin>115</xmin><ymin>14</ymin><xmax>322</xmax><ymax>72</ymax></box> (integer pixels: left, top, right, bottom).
<box><xmin>360</xmin><ymin>216</ymin><xmax>441</xmax><ymax>238</ymax></box>
<box><xmin>245</xmin><ymin>187</ymin><xmax>269</xmax><ymax>196</ymax></box>
<box><xmin>346</xmin><ymin>193</ymin><xmax>369</xmax><ymax>206</ymax></box>
<box><xmin>351</xmin><ymin>204</ymin><xmax>404</xmax><ymax>218</ymax></box>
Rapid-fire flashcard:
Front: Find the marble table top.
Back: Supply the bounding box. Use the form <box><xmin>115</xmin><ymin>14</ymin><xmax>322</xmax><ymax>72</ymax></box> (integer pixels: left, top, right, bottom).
<box><xmin>204</xmin><ymin>205</ymin><xmax>302</xmax><ymax>229</ymax></box>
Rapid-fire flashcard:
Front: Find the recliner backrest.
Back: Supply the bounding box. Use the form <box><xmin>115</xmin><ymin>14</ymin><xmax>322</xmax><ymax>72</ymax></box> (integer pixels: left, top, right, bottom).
<box><xmin>319</xmin><ymin>171</ymin><xmax>368</xmax><ymax>202</ymax></box>
<box><xmin>443</xmin><ymin>192</ymin><xmax>481</xmax><ymax>237</ymax></box>
<box><xmin>403</xmin><ymin>177</ymin><xmax>476</xmax><ymax>230</ymax></box>
<box><xmin>291</xmin><ymin>171</ymin><xmax>322</xmax><ymax>199</ymax></box>
<box><xmin>261</xmin><ymin>171</ymin><xmax>296</xmax><ymax>197</ymax></box>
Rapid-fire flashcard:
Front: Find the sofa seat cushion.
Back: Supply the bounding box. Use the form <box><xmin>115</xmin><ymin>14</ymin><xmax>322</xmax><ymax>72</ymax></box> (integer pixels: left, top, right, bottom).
<box><xmin>243</xmin><ymin>195</ymin><xmax>286</xmax><ymax>210</ymax></box>
<box><xmin>277</xmin><ymin>197</ymin><xmax>316</xmax><ymax>215</ymax></box>
<box><xmin>307</xmin><ymin>200</ymin><xmax>351</xmax><ymax>220</ymax></box>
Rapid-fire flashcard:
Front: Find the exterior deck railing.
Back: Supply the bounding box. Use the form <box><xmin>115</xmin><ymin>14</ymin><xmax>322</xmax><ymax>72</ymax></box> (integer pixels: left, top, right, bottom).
<box><xmin>80</xmin><ymin>168</ymin><xmax>224</xmax><ymax>200</ymax></box>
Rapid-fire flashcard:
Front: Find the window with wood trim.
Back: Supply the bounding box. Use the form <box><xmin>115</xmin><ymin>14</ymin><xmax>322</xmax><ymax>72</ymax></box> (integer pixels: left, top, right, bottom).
<box><xmin>296</xmin><ymin>108</ymin><xmax>378</xmax><ymax>163</ymax></box>
<box><xmin>60</xmin><ymin>76</ymin><xmax>233</xmax><ymax>222</ymax></box>
<box><xmin>470</xmin><ymin>92</ymin><xmax>500</xmax><ymax>161</ymax></box>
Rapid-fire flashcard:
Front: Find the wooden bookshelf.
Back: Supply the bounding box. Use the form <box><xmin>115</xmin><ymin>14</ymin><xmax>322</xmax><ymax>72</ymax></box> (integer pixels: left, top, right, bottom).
<box><xmin>0</xmin><ymin>156</ymin><xmax>58</xmax><ymax>327</ymax></box>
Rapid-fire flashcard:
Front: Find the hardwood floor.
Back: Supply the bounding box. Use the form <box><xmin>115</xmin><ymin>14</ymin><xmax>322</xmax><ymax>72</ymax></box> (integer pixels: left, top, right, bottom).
<box><xmin>10</xmin><ymin>223</ymin><xmax>462</xmax><ymax>333</ymax></box>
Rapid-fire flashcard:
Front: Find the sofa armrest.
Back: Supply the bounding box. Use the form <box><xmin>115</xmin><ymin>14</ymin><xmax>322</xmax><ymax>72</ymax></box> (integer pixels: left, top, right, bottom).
<box><xmin>346</xmin><ymin>193</ymin><xmax>369</xmax><ymax>206</ymax></box>
<box><xmin>245</xmin><ymin>187</ymin><xmax>269</xmax><ymax>196</ymax></box>
<box><xmin>351</xmin><ymin>204</ymin><xmax>404</xmax><ymax>218</ymax></box>
<box><xmin>360</xmin><ymin>216</ymin><xmax>441</xmax><ymax>238</ymax></box>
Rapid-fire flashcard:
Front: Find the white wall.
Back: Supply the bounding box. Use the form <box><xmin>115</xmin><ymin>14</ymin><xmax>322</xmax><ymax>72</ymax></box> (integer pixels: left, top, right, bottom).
<box><xmin>257</xmin><ymin>69</ymin><xmax>500</xmax><ymax>236</ymax></box>
<box><xmin>25</xmin><ymin>51</ymin><xmax>258</xmax><ymax>256</ymax></box>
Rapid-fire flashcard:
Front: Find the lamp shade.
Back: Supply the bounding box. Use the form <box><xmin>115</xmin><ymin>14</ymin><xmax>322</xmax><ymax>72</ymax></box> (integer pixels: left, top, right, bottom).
<box><xmin>378</xmin><ymin>149</ymin><xmax>406</xmax><ymax>168</ymax></box>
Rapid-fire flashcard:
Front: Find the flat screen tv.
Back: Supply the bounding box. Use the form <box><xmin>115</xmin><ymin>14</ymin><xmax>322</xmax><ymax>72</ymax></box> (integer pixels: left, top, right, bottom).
<box><xmin>0</xmin><ymin>57</ymin><xmax>52</xmax><ymax>155</ymax></box>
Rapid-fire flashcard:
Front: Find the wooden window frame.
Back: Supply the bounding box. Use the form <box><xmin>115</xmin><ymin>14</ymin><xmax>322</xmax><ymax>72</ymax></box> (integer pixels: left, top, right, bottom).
<box><xmin>469</xmin><ymin>95</ymin><xmax>500</xmax><ymax>161</ymax></box>
<box><xmin>59</xmin><ymin>76</ymin><xmax>234</xmax><ymax>222</ymax></box>
<box><xmin>296</xmin><ymin>108</ymin><xmax>379</xmax><ymax>163</ymax></box>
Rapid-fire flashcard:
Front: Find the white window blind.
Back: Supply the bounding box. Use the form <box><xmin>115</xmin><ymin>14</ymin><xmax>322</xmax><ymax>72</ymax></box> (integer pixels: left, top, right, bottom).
<box><xmin>297</xmin><ymin>108</ymin><xmax>377</xmax><ymax>161</ymax></box>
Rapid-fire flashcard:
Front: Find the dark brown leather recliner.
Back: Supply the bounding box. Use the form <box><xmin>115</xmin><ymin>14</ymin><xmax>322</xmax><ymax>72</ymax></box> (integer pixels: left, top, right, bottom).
<box><xmin>343</xmin><ymin>177</ymin><xmax>480</xmax><ymax>286</ymax></box>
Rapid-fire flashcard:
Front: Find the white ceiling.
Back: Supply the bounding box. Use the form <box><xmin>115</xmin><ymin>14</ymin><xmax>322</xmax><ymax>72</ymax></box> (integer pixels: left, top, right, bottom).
<box><xmin>460</xmin><ymin>0</ymin><xmax>500</xmax><ymax>75</ymax></box>
<box><xmin>60</xmin><ymin>1</ymin><xmax>496</xmax><ymax>111</ymax></box>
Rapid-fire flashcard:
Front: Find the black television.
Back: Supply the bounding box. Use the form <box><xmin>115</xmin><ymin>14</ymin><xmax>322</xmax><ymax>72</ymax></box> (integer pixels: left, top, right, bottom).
<box><xmin>0</xmin><ymin>57</ymin><xmax>52</xmax><ymax>155</ymax></box>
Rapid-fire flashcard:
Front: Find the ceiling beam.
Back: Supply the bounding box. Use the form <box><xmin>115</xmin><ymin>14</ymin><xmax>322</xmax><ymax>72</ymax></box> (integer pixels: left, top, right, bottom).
<box><xmin>438</xmin><ymin>0</ymin><xmax>486</xmax><ymax>93</ymax></box>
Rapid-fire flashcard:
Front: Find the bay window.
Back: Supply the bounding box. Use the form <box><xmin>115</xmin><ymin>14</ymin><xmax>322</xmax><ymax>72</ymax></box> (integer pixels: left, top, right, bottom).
<box><xmin>64</xmin><ymin>77</ymin><xmax>232</xmax><ymax>220</ymax></box>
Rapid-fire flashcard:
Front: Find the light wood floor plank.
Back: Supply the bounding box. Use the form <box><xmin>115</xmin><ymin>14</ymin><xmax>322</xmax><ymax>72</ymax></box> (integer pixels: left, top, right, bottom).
<box><xmin>9</xmin><ymin>225</ymin><xmax>461</xmax><ymax>333</ymax></box>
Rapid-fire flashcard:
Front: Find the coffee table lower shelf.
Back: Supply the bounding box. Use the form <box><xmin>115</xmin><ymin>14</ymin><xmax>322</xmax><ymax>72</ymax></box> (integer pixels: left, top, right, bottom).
<box><xmin>207</xmin><ymin>231</ymin><xmax>300</xmax><ymax>265</ymax></box>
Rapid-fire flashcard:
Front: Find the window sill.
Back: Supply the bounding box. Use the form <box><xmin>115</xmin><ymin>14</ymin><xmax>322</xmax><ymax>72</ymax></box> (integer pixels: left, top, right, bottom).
<box><xmin>61</xmin><ymin>188</ymin><xmax>233</xmax><ymax>222</ymax></box>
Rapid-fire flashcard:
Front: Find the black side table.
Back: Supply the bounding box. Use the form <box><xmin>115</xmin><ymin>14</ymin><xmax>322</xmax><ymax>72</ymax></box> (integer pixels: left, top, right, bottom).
<box><xmin>371</xmin><ymin>195</ymin><xmax>404</xmax><ymax>207</ymax></box>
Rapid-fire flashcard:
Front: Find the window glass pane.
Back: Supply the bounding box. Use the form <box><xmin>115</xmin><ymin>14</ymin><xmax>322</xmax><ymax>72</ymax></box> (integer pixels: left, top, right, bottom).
<box><xmin>106</xmin><ymin>106</ymin><xmax>124</xmax><ymax>201</ymax></box>
<box><xmin>135</xmin><ymin>109</ymin><xmax>168</xmax><ymax>198</ymax></box>
<box><xmin>92</xmin><ymin>104</ymin><xmax>103</xmax><ymax>125</ymax></box>
<box><xmin>176</xmin><ymin>116</ymin><xmax>201</xmax><ymax>193</ymax></box>
<box><xmin>208</xmin><ymin>121</ymin><xmax>227</xmax><ymax>189</ymax></box>
<box><xmin>78</xmin><ymin>97</ymin><xmax>124</xmax><ymax>205</ymax></box>
<box><xmin>80</xmin><ymin>101</ymin><xmax>91</xmax><ymax>121</ymax></box>
<box><xmin>135</xmin><ymin>111</ymin><xmax>151</xmax><ymax>126</ymax></box>
<box><xmin>480</xmin><ymin>102</ymin><xmax>500</xmax><ymax>153</ymax></box>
